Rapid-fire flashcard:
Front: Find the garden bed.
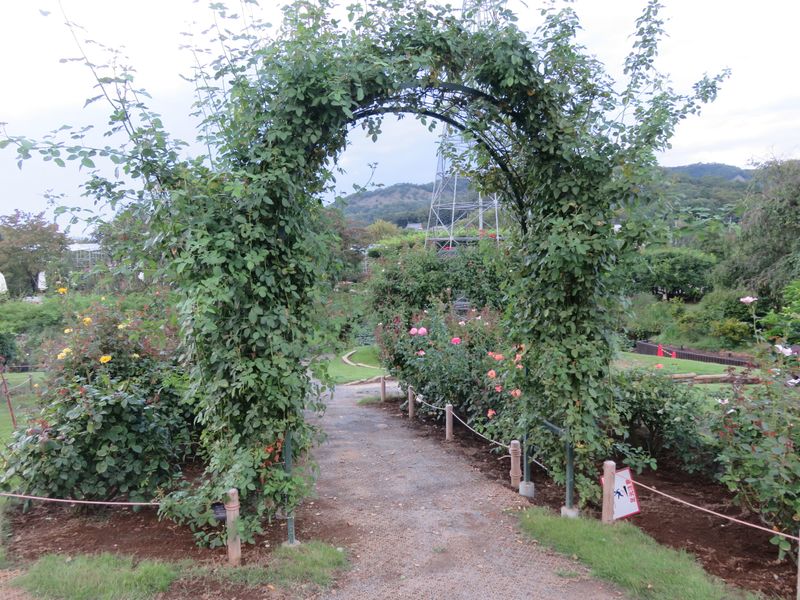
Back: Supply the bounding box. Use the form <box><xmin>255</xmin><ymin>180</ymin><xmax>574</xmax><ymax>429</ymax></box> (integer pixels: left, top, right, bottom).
<box><xmin>1</xmin><ymin>495</ymin><xmax>355</xmax><ymax>599</ymax></box>
<box><xmin>374</xmin><ymin>396</ymin><xmax>796</xmax><ymax>599</ymax></box>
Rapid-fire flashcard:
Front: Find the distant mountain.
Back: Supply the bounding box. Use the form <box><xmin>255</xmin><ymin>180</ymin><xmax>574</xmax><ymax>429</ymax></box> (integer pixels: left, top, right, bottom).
<box><xmin>664</xmin><ymin>163</ymin><xmax>753</xmax><ymax>181</ymax></box>
<box><xmin>334</xmin><ymin>182</ymin><xmax>432</xmax><ymax>226</ymax></box>
<box><xmin>337</xmin><ymin>164</ymin><xmax>752</xmax><ymax>225</ymax></box>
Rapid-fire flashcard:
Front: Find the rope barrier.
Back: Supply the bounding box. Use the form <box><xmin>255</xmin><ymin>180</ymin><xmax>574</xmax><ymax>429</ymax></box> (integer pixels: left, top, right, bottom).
<box><xmin>410</xmin><ymin>389</ymin><xmax>548</xmax><ymax>468</ymax></box>
<box><xmin>0</xmin><ymin>492</ymin><xmax>160</xmax><ymax>507</ymax></box>
<box><xmin>633</xmin><ymin>480</ymin><xmax>800</xmax><ymax>542</ymax></box>
<box><xmin>5</xmin><ymin>381</ymin><xmax>29</xmax><ymax>392</ymax></box>
<box><xmin>413</xmin><ymin>393</ymin><xmax>510</xmax><ymax>450</ymax></box>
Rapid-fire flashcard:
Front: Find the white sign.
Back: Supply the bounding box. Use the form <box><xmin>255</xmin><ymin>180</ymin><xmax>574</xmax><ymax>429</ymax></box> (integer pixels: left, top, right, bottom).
<box><xmin>612</xmin><ymin>467</ymin><xmax>641</xmax><ymax>520</ymax></box>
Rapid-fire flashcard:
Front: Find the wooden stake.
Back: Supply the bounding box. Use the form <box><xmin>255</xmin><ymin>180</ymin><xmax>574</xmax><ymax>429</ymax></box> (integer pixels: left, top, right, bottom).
<box><xmin>445</xmin><ymin>403</ymin><xmax>453</xmax><ymax>441</ymax></box>
<box><xmin>601</xmin><ymin>460</ymin><xmax>616</xmax><ymax>524</ymax></box>
<box><xmin>407</xmin><ymin>387</ymin><xmax>415</xmax><ymax>419</ymax></box>
<box><xmin>0</xmin><ymin>368</ymin><xmax>17</xmax><ymax>431</ymax></box>
<box><xmin>509</xmin><ymin>440</ymin><xmax>522</xmax><ymax>488</ymax></box>
<box><xmin>225</xmin><ymin>488</ymin><xmax>241</xmax><ymax>566</ymax></box>
<box><xmin>380</xmin><ymin>375</ymin><xmax>386</xmax><ymax>402</ymax></box>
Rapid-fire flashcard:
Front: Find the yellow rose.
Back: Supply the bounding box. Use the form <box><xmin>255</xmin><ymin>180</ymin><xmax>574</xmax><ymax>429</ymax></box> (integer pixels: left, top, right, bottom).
<box><xmin>57</xmin><ymin>287</ymin><xmax>68</xmax><ymax>295</ymax></box>
<box><xmin>99</xmin><ymin>355</ymin><xmax>112</xmax><ymax>364</ymax></box>
<box><xmin>82</xmin><ymin>317</ymin><xmax>92</xmax><ymax>326</ymax></box>
<box><xmin>117</xmin><ymin>323</ymin><xmax>127</xmax><ymax>330</ymax></box>
<box><xmin>64</xmin><ymin>328</ymin><xmax>73</xmax><ymax>334</ymax></box>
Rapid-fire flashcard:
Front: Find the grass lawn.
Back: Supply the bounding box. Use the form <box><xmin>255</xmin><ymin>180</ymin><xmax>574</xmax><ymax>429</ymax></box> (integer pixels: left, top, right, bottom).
<box><xmin>519</xmin><ymin>507</ymin><xmax>758</xmax><ymax>600</ymax></box>
<box><xmin>0</xmin><ymin>392</ymin><xmax>42</xmax><ymax>441</ymax></box>
<box><xmin>0</xmin><ymin>372</ymin><xmax>44</xmax><ymax>440</ymax></box>
<box><xmin>11</xmin><ymin>541</ymin><xmax>348</xmax><ymax>599</ymax></box>
<box><xmin>356</xmin><ymin>395</ymin><xmax>382</xmax><ymax>405</ymax></box>
<box><xmin>327</xmin><ymin>346</ymin><xmax>386</xmax><ymax>384</ymax></box>
<box><xmin>14</xmin><ymin>553</ymin><xmax>179</xmax><ymax>600</ymax></box>
<box><xmin>3</xmin><ymin>372</ymin><xmax>45</xmax><ymax>388</ymax></box>
<box><xmin>198</xmin><ymin>541</ymin><xmax>348</xmax><ymax>588</ymax></box>
<box><xmin>349</xmin><ymin>345</ymin><xmax>381</xmax><ymax>368</ymax></box>
<box><xmin>615</xmin><ymin>352</ymin><xmax>742</xmax><ymax>376</ymax></box>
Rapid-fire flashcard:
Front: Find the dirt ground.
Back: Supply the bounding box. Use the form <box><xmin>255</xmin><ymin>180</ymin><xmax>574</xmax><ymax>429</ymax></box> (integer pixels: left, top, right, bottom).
<box><xmin>378</xmin><ymin>397</ymin><xmax>796</xmax><ymax>599</ymax></box>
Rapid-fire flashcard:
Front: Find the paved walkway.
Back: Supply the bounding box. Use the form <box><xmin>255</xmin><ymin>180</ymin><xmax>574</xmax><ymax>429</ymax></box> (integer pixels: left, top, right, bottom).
<box><xmin>310</xmin><ymin>383</ymin><xmax>626</xmax><ymax>600</ymax></box>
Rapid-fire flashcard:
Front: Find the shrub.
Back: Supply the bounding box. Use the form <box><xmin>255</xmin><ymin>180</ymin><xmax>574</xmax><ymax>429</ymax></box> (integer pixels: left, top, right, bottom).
<box><xmin>0</xmin><ymin>300</ymin><xmax>197</xmax><ymax>502</ymax></box>
<box><xmin>377</xmin><ymin>306</ymin><xmax>506</xmax><ymax>423</ymax></box>
<box><xmin>713</xmin><ymin>354</ymin><xmax>800</xmax><ymax>558</ymax></box>
<box><xmin>761</xmin><ymin>279</ymin><xmax>800</xmax><ymax>344</ymax></box>
<box><xmin>696</xmin><ymin>287</ymin><xmax>757</xmax><ymax>324</ymax></box>
<box><xmin>622</xmin><ymin>294</ymin><xmax>679</xmax><ymax>341</ymax></box>
<box><xmin>0</xmin><ymin>332</ymin><xmax>17</xmax><ymax>364</ymax></box>
<box><xmin>612</xmin><ymin>369</ymin><xmax>717</xmax><ymax>472</ymax></box>
<box><xmin>377</xmin><ymin>305</ymin><xmax>719</xmax><ymax>501</ymax></box>
<box><xmin>368</xmin><ymin>243</ymin><xmax>508</xmax><ymax>322</ymax></box>
<box><xmin>709</xmin><ymin>318</ymin><xmax>751</xmax><ymax>346</ymax></box>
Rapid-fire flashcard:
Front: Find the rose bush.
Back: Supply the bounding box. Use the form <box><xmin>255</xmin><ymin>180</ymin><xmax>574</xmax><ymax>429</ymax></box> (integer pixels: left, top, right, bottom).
<box><xmin>0</xmin><ymin>299</ymin><xmax>198</xmax><ymax>503</ymax></box>
<box><xmin>713</xmin><ymin>350</ymin><xmax>800</xmax><ymax>559</ymax></box>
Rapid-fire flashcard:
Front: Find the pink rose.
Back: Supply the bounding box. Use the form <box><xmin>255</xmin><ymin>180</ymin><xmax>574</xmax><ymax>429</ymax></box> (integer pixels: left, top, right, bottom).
<box><xmin>450</xmin><ymin>337</ymin><xmax>461</xmax><ymax>345</ymax></box>
<box><xmin>487</xmin><ymin>409</ymin><xmax>496</xmax><ymax>419</ymax></box>
<box><xmin>416</xmin><ymin>350</ymin><xmax>426</xmax><ymax>356</ymax></box>
<box><xmin>487</xmin><ymin>369</ymin><xmax>497</xmax><ymax>379</ymax></box>
<box><xmin>409</xmin><ymin>327</ymin><xmax>418</xmax><ymax>335</ymax></box>
<box><xmin>418</xmin><ymin>327</ymin><xmax>428</xmax><ymax>336</ymax></box>
<box><xmin>494</xmin><ymin>385</ymin><xmax>503</xmax><ymax>393</ymax></box>
<box><xmin>510</xmin><ymin>389</ymin><xmax>522</xmax><ymax>398</ymax></box>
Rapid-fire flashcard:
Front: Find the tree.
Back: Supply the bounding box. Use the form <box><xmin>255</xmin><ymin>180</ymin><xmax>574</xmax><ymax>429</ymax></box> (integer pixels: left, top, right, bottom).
<box><xmin>0</xmin><ymin>211</ymin><xmax>68</xmax><ymax>295</ymax></box>
<box><xmin>717</xmin><ymin>159</ymin><xmax>800</xmax><ymax>303</ymax></box>
<box><xmin>365</xmin><ymin>219</ymin><xmax>401</xmax><ymax>243</ymax></box>
<box><xmin>632</xmin><ymin>246</ymin><xmax>717</xmax><ymax>301</ymax></box>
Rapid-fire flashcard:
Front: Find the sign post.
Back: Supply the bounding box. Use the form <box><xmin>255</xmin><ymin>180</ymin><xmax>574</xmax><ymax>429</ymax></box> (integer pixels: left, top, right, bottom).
<box><xmin>609</xmin><ymin>467</ymin><xmax>641</xmax><ymax>520</ymax></box>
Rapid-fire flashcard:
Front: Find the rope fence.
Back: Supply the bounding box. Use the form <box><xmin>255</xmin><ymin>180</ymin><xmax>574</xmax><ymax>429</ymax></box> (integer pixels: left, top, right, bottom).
<box><xmin>0</xmin><ymin>492</ymin><xmax>160</xmax><ymax>507</ymax></box>
<box><xmin>414</xmin><ymin>392</ymin><xmax>510</xmax><ymax>449</ymax></box>
<box><xmin>4</xmin><ymin>381</ymin><xmax>30</xmax><ymax>393</ymax></box>
<box><xmin>0</xmin><ymin>490</ymin><xmax>243</xmax><ymax>566</ymax></box>
<box><xmin>632</xmin><ymin>480</ymin><xmax>800</xmax><ymax>543</ymax></box>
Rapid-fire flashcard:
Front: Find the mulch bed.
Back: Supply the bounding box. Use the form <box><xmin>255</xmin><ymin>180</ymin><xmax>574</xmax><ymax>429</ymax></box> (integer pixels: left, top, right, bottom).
<box><xmin>374</xmin><ymin>398</ymin><xmax>795</xmax><ymax>599</ymax></box>
<box><xmin>3</xmin><ymin>493</ymin><xmax>354</xmax><ymax>599</ymax></box>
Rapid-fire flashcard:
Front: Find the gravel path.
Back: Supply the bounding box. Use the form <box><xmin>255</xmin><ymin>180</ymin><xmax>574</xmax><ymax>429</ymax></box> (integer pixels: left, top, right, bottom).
<box><xmin>310</xmin><ymin>382</ymin><xmax>626</xmax><ymax>600</ymax></box>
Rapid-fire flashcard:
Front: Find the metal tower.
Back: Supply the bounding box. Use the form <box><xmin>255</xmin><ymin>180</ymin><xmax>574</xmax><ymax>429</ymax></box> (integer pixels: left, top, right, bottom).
<box><xmin>425</xmin><ymin>0</ymin><xmax>505</xmax><ymax>253</ymax></box>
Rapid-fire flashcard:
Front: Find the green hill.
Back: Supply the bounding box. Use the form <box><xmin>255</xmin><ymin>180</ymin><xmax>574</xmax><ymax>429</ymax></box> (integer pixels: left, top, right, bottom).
<box><xmin>337</xmin><ymin>164</ymin><xmax>751</xmax><ymax>226</ymax></box>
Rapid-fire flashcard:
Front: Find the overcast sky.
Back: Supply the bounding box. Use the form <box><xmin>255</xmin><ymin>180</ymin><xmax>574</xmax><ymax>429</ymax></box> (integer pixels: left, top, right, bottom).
<box><xmin>1</xmin><ymin>0</ymin><xmax>799</xmax><ymax>233</ymax></box>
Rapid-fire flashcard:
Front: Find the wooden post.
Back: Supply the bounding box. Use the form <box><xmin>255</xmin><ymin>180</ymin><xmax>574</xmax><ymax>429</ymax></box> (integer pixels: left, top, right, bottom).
<box><xmin>407</xmin><ymin>387</ymin><xmax>415</xmax><ymax>419</ymax></box>
<box><xmin>509</xmin><ymin>440</ymin><xmax>522</xmax><ymax>488</ymax></box>
<box><xmin>445</xmin><ymin>403</ymin><xmax>453</xmax><ymax>441</ymax></box>
<box><xmin>28</xmin><ymin>374</ymin><xmax>33</xmax><ymax>393</ymax></box>
<box><xmin>380</xmin><ymin>375</ymin><xmax>386</xmax><ymax>402</ymax></box>
<box><xmin>0</xmin><ymin>369</ymin><xmax>16</xmax><ymax>431</ymax></box>
<box><xmin>601</xmin><ymin>460</ymin><xmax>616</xmax><ymax>524</ymax></box>
<box><xmin>225</xmin><ymin>488</ymin><xmax>241</xmax><ymax>566</ymax></box>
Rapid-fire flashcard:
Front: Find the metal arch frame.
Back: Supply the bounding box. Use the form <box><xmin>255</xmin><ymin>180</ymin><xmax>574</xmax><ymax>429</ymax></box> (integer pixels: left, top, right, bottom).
<box><xmin>350</xmin><ymin>83</ymin><xmax>528</xmax><ymax>223</ymax></box>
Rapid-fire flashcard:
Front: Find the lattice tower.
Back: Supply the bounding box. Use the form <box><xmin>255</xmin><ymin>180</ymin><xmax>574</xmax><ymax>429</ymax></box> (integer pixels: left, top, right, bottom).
<box><xmin>425</xmin><ymin>0</ymin><xmax>506</xmax><ymax>253</ymax></box>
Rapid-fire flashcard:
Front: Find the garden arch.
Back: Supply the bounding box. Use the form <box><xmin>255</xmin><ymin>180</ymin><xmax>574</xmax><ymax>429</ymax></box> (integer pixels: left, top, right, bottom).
<box><xmin>175</xmin><ymin>2</ymin><xmax>630</xmax><ymax>537</ymax></box>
